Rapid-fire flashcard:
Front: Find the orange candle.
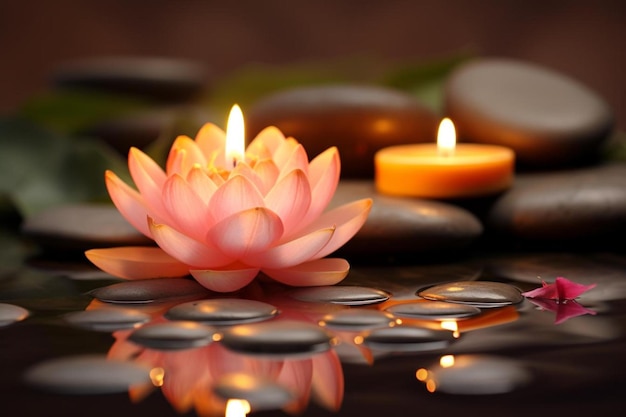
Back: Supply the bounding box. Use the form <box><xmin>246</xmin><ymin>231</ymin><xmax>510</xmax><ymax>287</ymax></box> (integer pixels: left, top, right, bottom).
<box><xmin>374</xmin><ymin>118</ymin><xmax>515</xmax><ymax>198</ymax></box>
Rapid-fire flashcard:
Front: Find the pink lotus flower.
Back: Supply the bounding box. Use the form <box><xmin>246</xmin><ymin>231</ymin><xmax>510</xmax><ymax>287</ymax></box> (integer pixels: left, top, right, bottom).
<box><xmin>521</xmin><ymin>277</ymin><xmax>596</xmax><ymax>301</ymax></box>
<box><xmin>85</xmin><ymin>110</ymin><xmax>372</xmax><ymax>292</ymax></box>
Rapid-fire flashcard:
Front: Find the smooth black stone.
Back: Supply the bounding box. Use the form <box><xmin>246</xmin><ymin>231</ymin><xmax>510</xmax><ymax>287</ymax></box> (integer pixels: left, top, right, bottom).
<box><xmin>444</xmin><ymin>58</ymin><xmax>614</xmax><ymax>169</ymax></box>
<box><xmin>361</xmin><ymin>324</ymin><xmax>457</xmax><ymax>352</ymax></box>
<box><xmin>63</xmin><ymin>308</ymin><xmax>151</xmax><ymax>332</ymax></box>
<box><xmin>289</xmin><ymin>285</ymin><xmax>390</xmax><ymax>306</ymax></box>
<box><xmin>418</xmin><ymin>281</ymin><xmax>523</xmax><ymax>307</ymax></box>
<box><xmin>330</xmin><ymin>181</ymin><xmax>483</xmax><ymax>258</ymax></box>
<box><xmin>165</xmin><ymin>298</ymin><xmax>279</xmax><ymax>325</ymax></box>
<box><xmin>0</xmin><ymin>303</ymin><xmax>29</xmax><ymax>326</ymax></box>
<box><xmin>128</xmin><ymin>321</ymin><xmax>216</xmax><ymax>350</ymax></box>
<box><xmin>21</xmin><ymin>203</ymin><xmax>152</xmax><ymax>252</ymax></box>
<box><xmin>486</xmin><ymin>164</ymin><xmax>626</xmax><ymax>244</ymax></box>
<box><xmin>90</xmin><ymin>278</ymin><xmax>210</xmax><ymax>304</ymax></box>
<box><xmin>385</xmin><ymin>300</ymin><xmax>482</xmax><ymax>320</ymax></box>
<box><xmin>52</xmin><ymin>56</ymin><xmax>208</xmax><ymax>103</ymax></box>
<box><xmin>319</xmin><ymin>309</ymin><xmax>397</xmax><ymax>330</ymax></box>
<box><xmin>246</xmin><ymin>84</ymin><xmax>440</xmax><ymax>178</ymax></box>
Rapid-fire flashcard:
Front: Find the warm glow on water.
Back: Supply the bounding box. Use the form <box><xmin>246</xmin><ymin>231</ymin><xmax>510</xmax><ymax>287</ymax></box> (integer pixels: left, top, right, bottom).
<box><xmin>439</xmin><ymin>355</ymin><xmax>455</xmax><ymax>368</ymax></box>
<box><xmin>225</xmin><ymin>399</ymin><xmax>251</xmax><ymax>417</ymax></box>
<box><xmin>425</xmin><ymin>379</ymin><xmax>437</xmax><ymax>393</ymax></box>
<box><xmin>440</xmin><ymin>320</ymin><xmax>460</xmax><ymax>338</ymax></box>
<box><xmin>150</xmin><ymin>367</ymin><xmax>165</xmax><ymax>387</ymax></box>
<box><xmin>416</xmin><ymin>368</ymin><xmax>429</xmax><ymax>381</ymax></box>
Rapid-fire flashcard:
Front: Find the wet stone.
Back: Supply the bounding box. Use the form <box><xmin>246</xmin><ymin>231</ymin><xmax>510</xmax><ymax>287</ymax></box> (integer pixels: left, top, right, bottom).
<box><xmin>419</xmin><ymin>354</ymin><xmax>532</xmax><ymax>394</ymax></box>
<box><xmin>0</xmin><ymin>303</ymin><xmax>29</xmax><ymax>326</ymax></box>
<box><xmin>246</xmin><ymin>84</ymin><xmax>440</xmax><ymax>178</ymax></box>
<box><xmin>214</xmin><ymin>373</ymin><xmax>294</xmax><ymax>410</ymax></box>
<box><xmin>361</xmin><ymin>325</ymin><xmax>457</xmax><ymax>352</ymax></box>
<box><xmin>23</xmin><ymin>354</ymin><xmax>152</xmax><ymax>394</ymax></box>
<box><xmin>52</xmin><ymin>56</ymin><xmax>207</xmax><ymax>103</ymax></box>
<box><xmin>330</xmin><ymin>181</ymin><xmax>483</xmax><ymax>257</ymax></box>
<box><xmin>319</xmin><ymin>309</ymin><xmax>397</xmax><ymax>330</ymax></box>
<box><xmin>444</xmin><ymin>58</ymin><xmax>614</xmax><ymax>168</ymax></box>
<box><xmin>289</xmin><ymin>285</ymin><xmax>390</xmax><ymax>306</ymax></box>
<box><xmin>486</xmin><ymin>164</ymin><xmax>626</xmax><ymax>243</ymax></box>
<box><xmin>385</xmin><ymin>300</ymin><xmax>482</xmax><ymax>320</ymax></box>
<box><xmin>418</xmin><ymin>281</ymin><xmax>523</xmax><ymax>308</ymax></box>
<box><xmin>220</xmin><ymin>320</ymin><xmax>333</xmax><ymax>357</ymax></box>
<box><xmin>21</xmin><ymin>203</ymin><xmax>151</xmax><ymax>251</ymax></box>
<box><xmin>90</xmin><ymin>278</ymin><xmax>211</xmax><ymax>304</ymax></box>
<box><xmin>165</xmin><ymin>298</ymin><xmax>279</xmax><ymax>325</ymax></box>
<box><xmin>63</xmin><ymin>308</ymin><xmax>151</xmax><ymax>332</ymax></box>
<box><xmin>128</xmin><ymin>321</ymin><xmax>216</xmax><ymax>350</ymax></box>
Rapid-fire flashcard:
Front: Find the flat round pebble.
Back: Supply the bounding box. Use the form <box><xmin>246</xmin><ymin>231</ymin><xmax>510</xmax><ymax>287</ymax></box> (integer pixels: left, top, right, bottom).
<box><xmin>128</xmin><ymin>321</ymin><xmax>216</xmax><ymax>350</ymax></box>
<box><xmin>23</xmin><ymin>354</ymin><xmax>152</xmax><ymax>394</ymax></box>
<box><xmin>0</xmin><ymin>303</ymin><xmax>29</xmax><ymax>326</ymax></box>
<box><xmin>330</xmin><ymin>181</ymin><xmax>483</xmax><ymax>257</ymax></box>
<box><xmin>444</xmin><ymin>58</ymin><xmax>614</xmax><ymax>168</ymax></box>
<box><xmin>21</xmin><ymin>204</ymin><xmax>151</xmax><ymax>251</ymax></box>
<box><xmin>418</xmin><ymin>281</ymin><xmax>523</xmax><ymax>307</ymax></box>
<box><xmin>165</xmin><ymin>298</ymin><xmax>279</xmax><ymax>325</ymax></box>
<box><xmin>385</xmin><ymin>300</ymin><xmax>482</xmax><ymax>320</ymax></box>
<box><xmin>52</xmin><ymin>56</ymin><xmax>207</xmax><ymax>102</ymax></box>
<box><xmin>361</xmin><ymin>325</ymin><xmax>457</xmax><ymax>352</ymax></box>
<box><xmin>419</xmin><ymin>354</ymin><xmax>532</xmax><ymax>394</ymax></box>
<box><xmin>90</xmin><ymin>278</ymin><xmax>210</xmax><ymax>304</ymax></box>
<box><xmin>289</xmin><ymin>285</ymin><xmax>390</xmax><ymax>306</ymax></box>
<box><xmin>246</xmin><ymin>84</ymin><xmax>440</xmax><ymax>178</ymax></box>
<box><xmin>214</xmin><ymin>373</ymin><xmax>294</xmax><ymax>410</ymax></box>
<box><xmin>487</xmin><ymin>164</ymin><xmax>626</xmax><ymax>242</ymax></box>
<box><xmin>63</xmin><ymin>308</ymin><xmax>151</xmax><ymax>332</ymax></box>
<box><xmin>220</xmin><ymin>320</ymin><xmax>332</xmax><ymax>357</ymax></box>
<box><xmin>319</xmin><ymin>309</ymin><xmax>397</xmax><ymax>330</ymax></box>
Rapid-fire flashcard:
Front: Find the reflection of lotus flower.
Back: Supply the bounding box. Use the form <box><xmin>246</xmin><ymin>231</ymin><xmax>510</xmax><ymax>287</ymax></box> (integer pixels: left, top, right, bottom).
<box><xmin>86</xmin><ymin>111</ymin><xmax>372</xmax><ymax>292</ymax></box>
<box><xmin>525</xmin><ymin>297</ymin><xmax>596</xmax><ymax>324</ymax></box>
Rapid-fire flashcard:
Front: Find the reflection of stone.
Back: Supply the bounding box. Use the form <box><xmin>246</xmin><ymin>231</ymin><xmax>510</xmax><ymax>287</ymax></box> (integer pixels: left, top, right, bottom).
<box><xmin>246</xmin><ymin>84</ymin><xmax>440</xmax><ymax>178</ymax></box>
<box><xmin>444</xmin><ymin>58</ymin><xmax>614</xmax><ymax>169</ymax></box>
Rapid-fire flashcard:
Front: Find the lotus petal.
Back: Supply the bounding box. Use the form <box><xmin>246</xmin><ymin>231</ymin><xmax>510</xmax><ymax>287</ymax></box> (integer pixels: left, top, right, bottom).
<box><xmin>263</xmin><ymin>258</ymin><xmax>349</xmax><ymax>286</ymax></box>
<box><xmin>195</xmin><ymin>123</ymin><xmax>226</xmax><ymax>167</ymax></box>
<box><xmin>246</xmin><ymin>126</ymin><xmax>285</xmax><ymax>157</ymax></box>
<box><xmin>85</xmin><ymin>247</ymin><xmax>189</xmax><ymax>279</ymax></box>
<box><xmin>207</xmin><ymin>207</ymin><xmax>284</xmax><ymax>258</ymax></box>
<box><xmin>299</xmin><ymin>147</ymin><xmax>340</xmax><ymax>229</ymax></box>
<box><xmin>311</xmin><ymin>350</ymin><xmax>344</xmax><ymax>411</ymax></box>
<box><xmin>208</xmin><ymin>175</ymin><xmax>265</xmax><ymax>224</ymax></box>
<box><xmin>277</xmin><ymin>143</ymin><xmax>309</xmax><ymax>180</ymax></box>
<box><xmin>186</xmin><ymin>166</ymin><xmax>218</xmax><ymax>205</ymax></box>
<box><xmin>128</xmin><ymin>147</ymin><xmax>172</xmax><ymax>223</ymax></box>
<box><xmin>265</xmin><ymin>169</ymin><xmax>311</xmax><ymax>235</ymax></box>
<box><xmin>148</xmin><ymin>218</ymin><xmax>233</xmax><ymax>268</ymax></box>
<box><xmin>190</xmin><ymin>267</ymin><xmax>259</xmax><ymax>292</ymax></box>
<box><xmin>105</xmin><ymin>170</ymin><xmax>152</xmax><ymax>237</ymax></box>
<box><xmin>252</xmin><ymin>159</ymin><xmax>280</xmax><ymax>196</ymax></box>
<box><xmin>166</xmin><ymin>135</ymin><xmax>207</xmax><ymax>176</ymax></box>
<box><xmin>162</xmin><ymin>174</ymin><xmax>212</xmax><ymax>241</ymax></box>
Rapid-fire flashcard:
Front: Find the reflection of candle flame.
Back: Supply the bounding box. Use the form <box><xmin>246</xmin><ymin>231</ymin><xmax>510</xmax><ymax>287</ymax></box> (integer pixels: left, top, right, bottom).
<box><xmin>440</xmin><ymin>320</ymin><xmax>460</xmax><ymax>338</ymax></box>
<box><xmin>225</xmin><ymin>399</ymin><xmax>251</xmax><ymax>417</ymax></box>
<box><xmin>439</xmin><ymin>355</ymin><xmax>455</xmax><ymax>368</ymax></box>
<box><xmin>150</xmin><ymin>367</ymin><xmax>165</xmax><ymax>387</ymax></box>
<box><xmin>437</xmin><ymin>118</ymin><xmax>456</xmax><ymax>157</ymax></box>
<box><xmin>226</xmin><ymin>104</ymin><xmax>245</xmax><ymax>168</ymax></box>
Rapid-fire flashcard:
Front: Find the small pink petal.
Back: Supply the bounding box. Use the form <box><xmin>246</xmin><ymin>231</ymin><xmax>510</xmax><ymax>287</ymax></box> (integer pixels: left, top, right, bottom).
<box><xmin>311</xmin><ymin>350</ymin><xmax>344</xmax><ymax>411</ymax></box>
<box><xmin>85</xmin><ymin>247</ymin><xmax>189</xmax><ymax>279</ymax></box>
<box><xmin>162</xmin><ymin>174</ymin><xmax>212</xmax><ymax>241</ymax></box>
<box><xmin>303</xmin><ymin>198</ymin><xmax>373</xmax><ymax>259</ymax></box>
<box><xmin>521</xmin><ymin>282</ymin><xmax>557</xmax><ymax>299</ymax></box>
<box><xmin>263</xmin><ymin>258</ymin><xmax>349</xmax><ymax>286</ymax></box>
<box><xmin>166</xmin><ymin>135</ymin><xmax>207</xmax><ymax>176</ymax></box>
<box><xmin>273</xmin><ymin>137</ymin><xmax>300</xmax><ymax>170</ymax></box>
<box><xmin>105</xmin><ymin>170</ymin><xmax>152</xmax><ymax>238</ymax></box>
<box><xmin>207</xmin><ymin>207</ymin><xmax>284</xmax><ymax>258</ymax></box>
<box><xmin>148</xmin><ymin>218</ymin><xmax>233</xmax><ymax>268</ymax></box>
<box><xmin>299</xmin><ymin>147</ymin><xmax>340</xmax><ymax>229</ymax></box>
<box><xmin>208</xmin><ymin>175</ymin><xmax>265</xmax><ymax>223</ymax></box>
<box><xmin>186</xmin><ymin>166</ymin><xmax>218</xmax><ymax>205</ymax></box>
<box><xmin>246</xmin><ymin>126</ymin><xmax>285</xmax><ymax>157</ymax></box>
<box><xmin>128</xmin><ymin>147</ymin><xmax>172</xmax><ymax>223</ymax></box>
<box><xmin>229</xmin><ymin>161</ymin><xmax>266</xmax><ymax>194</ymax></box>
<box><xmin>190</xmin><ymin>267</ymin><xmax>259</xmax><ymax>292</ymax></box>
<box><xmin>265</xmin><ymin>169</ymin><xmax>312</xmax><ymax>236</ymax></box>
<box><xmin>554</xmin><ymin>276</ymin><xmax>597</xmax><ymax>300</ymax></box>
<box><xmin>252</xmin><ymin>159</ymin><xmax>280</xmax><ymax>195</ymax></box>
<box><xmin>195</xmin><ymin>123</ymin><xmax>226</xmax><ymax>167</ymax></box>
<box><xmin>246</xmin><ymin>227</ymin><xmax>335</xmax><ymax>269</ymax></box>
<box><xmin>277</xmin><ymin>143</ymin><xmax>309</xmax><ymax>180</ymax></box>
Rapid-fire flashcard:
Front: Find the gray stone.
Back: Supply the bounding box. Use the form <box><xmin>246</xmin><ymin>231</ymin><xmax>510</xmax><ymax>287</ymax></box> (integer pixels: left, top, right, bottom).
<box><xmin>21</xmin><ymin>203</ymin><xmax>151</xmax><ymax>251</ymax></box>
<box><xmin>319</xmin><ymin>309</ymin><xmax>397</xmax><ymax>330</ymax></box>
<box><xmin>221</xmin><ymin>319</ymin><xmax>332</xmax><ymax>357</ymax></box>
<box><xmin>418</xmin><ymin>281</ymin><xmax>523</xmax><ymax>307</ymax></box>
<box><xmin>128</xmin><ymin>321</ymin><xmax>216</xmax><ymax>350</ymax></box>
<box><xmin>486</xmin><ymin>164</ymin><xmax>626</xmax><ymax>242</ymax></box>
<box><xmin>23</xmin><ymin>354</ymin><xmax>152</xmax><ymax>394</ymax></box>
<box><xmin>165</xmin><ymin>298</ymin><xmax>279</xmax><ymax>325</ymax></box>
<box><xmin>385</xmin><ymin>300</ymin><xmax>482</xmax><ymax>320</ymax></box>
<box><xmin>63</xmin><ymin>308</ymin><xmax>151</xmax><ymax>332</ymax></box>
<box><xmin>90</xmin><ymin>278</ymin><xmax>210</xmax><ymax>304</ymax></box>
<box><xmin>444</xmin><ymin>58</ymin><xmax>614</xmax><ymax>168</ymax></box>
<box><xmin>330</xmin><ymin>181</ymin><xmax>483</xmax><ymax>257</ymax></box>
<box><xmin>361</xmin><ymin>324</ymin><xmax>457</xmax><ymax>352</ymax></box>
<box><xmin>289</xmin><ymin>285</ymin><xmax>390</xmax><ymax>306</ymax></box>
<box><xmin>0</xmin><ymin>303</ymin><xmax>29</xmax><ymax>326</ymax></box>
<box><xmin>418</xmin><ymin>354</ymin><xmax>532</xmax><ymax>394</ymax></box>
<box><xmin>246</xmin><ymin>84</ymin><xmax>440</xmax><ymax>178</ymax></box>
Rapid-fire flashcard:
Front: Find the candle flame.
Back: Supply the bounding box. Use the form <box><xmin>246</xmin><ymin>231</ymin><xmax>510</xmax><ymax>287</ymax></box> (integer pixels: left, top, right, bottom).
<box><xmin>225</xmin><ymin>399</ymin><xmax>250</xmax><ymax>417</ymax></box>
<box><xmin>437</xmin><ymin>118</ymin><xmax>456</xmax><ymax>157</ymax></box>
<box><xmin>226</xmin><ymin>104</ymin><xmax>245</xmax><ymax>168</ymax></box>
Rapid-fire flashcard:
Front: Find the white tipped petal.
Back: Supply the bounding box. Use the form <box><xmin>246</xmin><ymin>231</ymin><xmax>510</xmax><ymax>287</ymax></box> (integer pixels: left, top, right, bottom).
<box><xmin>85</xmin><ymin>247</ymin><xmax>189</xmax><ymax>279</ymax></box>
<box><xmin>263</xmin><ymin>258</ymin><xmax>350</xmax><ymax>286</ymax></box>
<box><xmin>190</xmin><ymin>268</ymin><xmax>259</xmax><ymax>292</ymax></box>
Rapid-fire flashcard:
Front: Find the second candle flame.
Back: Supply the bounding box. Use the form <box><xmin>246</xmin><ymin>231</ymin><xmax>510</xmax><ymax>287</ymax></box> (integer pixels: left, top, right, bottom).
<box><xmin>226</xmin><ymin>104</ymin><xmax>245</xmax><ymax>168</ymax></box>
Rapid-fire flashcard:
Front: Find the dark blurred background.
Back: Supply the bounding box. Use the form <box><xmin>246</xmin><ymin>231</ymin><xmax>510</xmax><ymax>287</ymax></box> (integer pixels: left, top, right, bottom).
<box><xmin>1</xmin><ymin>0</ymin><xmax>624</xmax><ymax>129</ymax></box>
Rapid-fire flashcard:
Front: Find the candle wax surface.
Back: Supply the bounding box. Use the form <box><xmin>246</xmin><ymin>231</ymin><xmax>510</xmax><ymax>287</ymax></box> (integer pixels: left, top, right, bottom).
<box><xmin>375</xmin><ymin>143</ymin><xmax>515</xmax><ymax>198</ymax></box>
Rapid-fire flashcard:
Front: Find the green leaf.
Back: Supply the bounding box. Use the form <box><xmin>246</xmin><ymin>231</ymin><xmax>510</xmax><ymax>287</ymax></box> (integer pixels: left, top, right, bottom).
<box><xmin>0</xmin><ymin>117</ymin><xmax>127</xmax><ymax>218</ymax></box>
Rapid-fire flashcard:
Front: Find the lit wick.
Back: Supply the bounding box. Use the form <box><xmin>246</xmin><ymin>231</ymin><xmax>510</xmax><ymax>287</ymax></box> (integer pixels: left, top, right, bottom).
<box><xmin>226</xmin><ymin>104</ymin><xmax>245</xmax><ymax>169</ymax></box>
<box><xmin>437</xmin><ymin>117</ymin><xmax>456</xmax><ymax>158</ymax></box>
